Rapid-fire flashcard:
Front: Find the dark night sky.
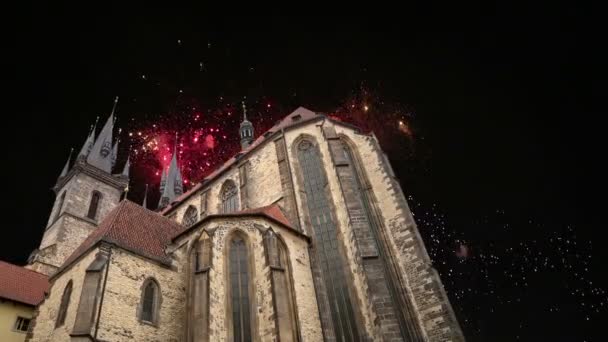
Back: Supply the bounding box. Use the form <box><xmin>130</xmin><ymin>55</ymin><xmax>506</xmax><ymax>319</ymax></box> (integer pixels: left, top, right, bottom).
<box><xmin>2</xmin><ymin>6</ymin><xmax>605</xmax><ymax>341</ymax></box>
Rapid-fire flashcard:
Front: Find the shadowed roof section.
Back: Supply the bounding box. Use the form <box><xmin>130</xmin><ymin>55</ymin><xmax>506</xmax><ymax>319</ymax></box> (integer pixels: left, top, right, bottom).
<box><xmin>161</xmin><ymin>107</ymin><xmax>320</xmax><ymax>215</ymax></box>
<box><xmin>0</xmin><ymin>261</ymin><xmax>49</xmax><ymax>306</ymax></box>
<box><xmin>57</xmin><ymin>200</ymin><xmax>183</xmax><ymax>278</ymax></box>
<box><xmin>172</xmin><ymin>204</ymin><xmax>308</xmax><ymax>242</ymax></box>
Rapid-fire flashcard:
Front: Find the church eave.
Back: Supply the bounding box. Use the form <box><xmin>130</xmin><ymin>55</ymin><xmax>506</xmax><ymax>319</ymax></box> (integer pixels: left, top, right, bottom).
<box><xmin>53</xmin><ymin>160</ymin><xmax>128</xmax><ymax>193</ymax></box>
<box><xmin>50</xmin><ymin>240</ymin><xmax>173</xmax><ymax>281</ymax></box>
<box><xmin>172</xmin><ymin>211</ymin><xmax>311</xmax><ymax>244</ymax></box>
<box><xmin>162</xmin><ymin>113</ymin><xmax>332</xmax><ymax>215</ymax></box>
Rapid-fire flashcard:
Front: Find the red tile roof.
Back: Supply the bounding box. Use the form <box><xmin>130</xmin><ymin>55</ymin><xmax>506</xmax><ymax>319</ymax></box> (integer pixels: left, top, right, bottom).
<box><xmin>58</xmin><ymin>200</ymin><xmax>183</xmax><ymax>277</ymax></box>
<box><xmin>0</xmin><ymin>261</ymin><xmax>49</xmax><ymax>306</ymax></box>
<box><xmin>237</xmin><ymin>205</ymin><xmax>294</xmax><ymax>229</ymax></box>
<box><xmin>172</xmin><ymin>204</ymin><xmax>309</xmax><ymax>242</ymax></box>
<box><xmin>162</xmin><ymin>107</ymin><xmax>320</xmax><ymax>215</ymax></box>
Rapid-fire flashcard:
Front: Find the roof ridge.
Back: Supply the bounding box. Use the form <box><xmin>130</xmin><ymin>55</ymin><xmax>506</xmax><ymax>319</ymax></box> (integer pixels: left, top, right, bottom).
<box><xmin>0</xmin><ymin>260</ymin><xmax>48</xmax><ymax>277</ymax></box>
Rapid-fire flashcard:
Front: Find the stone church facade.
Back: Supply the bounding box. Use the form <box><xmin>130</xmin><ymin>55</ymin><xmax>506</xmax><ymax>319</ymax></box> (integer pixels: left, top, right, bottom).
<box><xmin>24</xmin><ymin>104</ymin><xmax>464</xmax><ymax>341</ymax></box>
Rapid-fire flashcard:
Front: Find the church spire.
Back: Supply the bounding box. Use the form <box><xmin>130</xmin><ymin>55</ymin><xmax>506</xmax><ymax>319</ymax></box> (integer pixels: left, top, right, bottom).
<box><xmin>158</xmin><ymin>133</ymin><xmax>184</xmax><ymax>209</ymax></box>
<box><xmin>142</xmin><ymin>184</ymin><xmax>148</xmax><ymax>209</ymax></box>
<box><xmin>112</xmin><ymin>129</ymin><xmax>122</xmax><ymax>169</ymax></box>
<box><xmin>87</xmin><ymin>97</ymin><xmax>118</xmax><ymax>173</ymax></box>
<box><xmin>58</xmin><ymin>148</ymin><xmax>73</xmax><ymax>179</ymax></box>
<box><xmin>77</xmin><ymin>117</ymin><xmax>98</xmax><ymax>160</ymax></box>
<box><xmin>239</xmin><ymin>100</ymin><xmax>254</xmax><ymax>150</ymax></box>
<box><xmin>121</xmin><ymin>153</ymin><xmax>130</xmax><ymax>177</ymax></box>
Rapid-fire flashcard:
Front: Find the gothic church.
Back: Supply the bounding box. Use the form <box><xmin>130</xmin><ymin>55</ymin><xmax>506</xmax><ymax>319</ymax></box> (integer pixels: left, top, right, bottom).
<box><xmin>23</xmin><ymin>102</ymin><xmax>464</xmax><ymax>341</ymax></box>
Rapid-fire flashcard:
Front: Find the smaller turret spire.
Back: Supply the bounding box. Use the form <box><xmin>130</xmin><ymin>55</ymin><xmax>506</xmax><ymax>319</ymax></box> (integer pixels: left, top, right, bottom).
<box><xmin>158</xmin><ymin>133</ymin><xmax>184</xmax><ymax>209</ymax></box>
<box><xmin>87</xmin><ymin>97</ymin><xmax>118</xmax><ymax>173</ymax></box>
<box><xmin>142</xmin><ymin>184</ymin><xmax>148</xmax><ymax>209</ymax></box>
<box><xmin>58</xmin><ymin>148</ymin><xmax>74</xmax><ymax>179</ymax></box>
<box><xmin>121</xmin><ymin>153</ymin><xmax>130</xmax><ymax>177</ymax></box>
<box><xmin>77</xmin><ymin>117</ymin><xmax>99</xmax><ymax>160</ymax></box>
<box><xmin>111</xmin><ymin>96</ymin><xmax>119</xmax><ymax>116</ymax></box>
<box><xmin>239</xmin><ymin>100</ymin><xmax>254</xmax><ymax>150</ymax></box>
<box><xmin>112</xmin><ymin>134</ymin><xmax>120</xmax><ymax>169</ymax></box>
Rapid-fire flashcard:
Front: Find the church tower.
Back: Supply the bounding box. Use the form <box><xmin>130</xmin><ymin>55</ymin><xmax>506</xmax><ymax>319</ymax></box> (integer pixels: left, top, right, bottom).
<box><xmin>158</xmin><ymin>135</ymin><xmax>184</xmax><ymax>209</ymax></box>
<box><xmin>26</xmin><ymin>97</ymin><xmax>129</xmax><ymax>276</ymax></box>
<box><xmin>239</xmin><ymin>101</ymin><xmax>254</xmax><ymax>149</ymax></box>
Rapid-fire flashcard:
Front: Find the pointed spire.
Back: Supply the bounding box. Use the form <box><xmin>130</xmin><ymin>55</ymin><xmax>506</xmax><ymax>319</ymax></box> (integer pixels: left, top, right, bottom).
<box><xmin>110</xmin><ymin>96</ymin><xmax>119</xmax><ymax>116</ymax></box>
<box><xmin>159</xmin><ymin>167</ymin><xmax>167</xmax><ymax>195</ymax></box>
<box><xmin>240</xmin><ymin>99</ymin><xmax>254</xmax><ymax>150</ymax></box>
<box><xmin>112</xmin><ymin>136</ymin><xmax>120</xmax><ymax>168</ymax></box>
<box><xmin>77</xmin><ymin>117</ymin><xmax>99</xmax><ymax>160</ymax></box>
<box><xmin>142</xmin><ymin>184</ymin><xmax>148</xmax><ymax>209</ymax></box>
<box><xmin>58</xmin><ymin>148</ymin><xmax>73</xmax><ymax>179</ymax></box>
<box><xmin>87</xmin><ymin>97</ymin><xmax>117</xmax><ymax>173</ymax></box>
<box><xmin>158</xmin><ymin>133</ymin><xmax>184</xmax><ymax>208</ymax></box>
<box><xmin>121</xmin><ymin>154</ymin><xmax>130</xmax><ymax>177</ymax></box>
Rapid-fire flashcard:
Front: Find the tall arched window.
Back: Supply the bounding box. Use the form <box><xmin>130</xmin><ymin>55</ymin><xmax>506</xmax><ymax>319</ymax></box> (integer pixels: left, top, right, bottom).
<box><xmin>87</xmin><ymin>191</ymin><xmax>102</xmax><ymax>220</ymax></box>
<box><xmin>182</xmin><ymin>205</ymin><xmax>198</xmax><ymax>227</ymax></box>
<box><xmin>53</xmin><ymin>191</ymin><xmax>67</xmax><ymax>223</ymax></box>
<box><xmin>295</xmin><ymin>138</ymin><xmax>360</xmax><ymax>341</ymax></box>
<box><xmin>139</xmin><ymin>278</ymin><xmax>161</xmax><ymax>325</ymax></box>
<box><xmin>55</xmin><ymin>280</ymin><xmax>73</xmax><ymax>328</ymax></box>
<box><xmin>221</xmin><ymin>180</ymin><xmax>239</xmax><ymax>213</ymax></box>
<box><xmin>264</xmin><ymin>230</ymin><xmax>298</xmax><ymax>341</ymax></box>
<box><xmin>229</xmin><ymin>234</ymin><xmax>252</xmax><ymax>341</ymax></box>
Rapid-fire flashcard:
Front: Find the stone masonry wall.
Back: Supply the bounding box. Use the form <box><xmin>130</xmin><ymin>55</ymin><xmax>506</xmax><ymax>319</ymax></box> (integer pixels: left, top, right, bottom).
<box><xmin>29</xmin><ymin>248</ymin><xmax>100</xmax><ymax>342</ymax></box>
<box><xmin>335</xmin><ymin>126</ymin><xmax>465</xmax><ymax>341</ymax></box>
<box><xmin>36</xmin><ymin>172</ymin><xmax>122</xmax><ymax>273</ymax></box>
<box><xmin>284</xmin><ymin>125</ymin><xmax>376</xmax><ymax>339</ymax></box>
<box><xmin>172</xmin><ymin>142</ymin><xmax>283</xmax><ymax>227</ymax></box>
<box><xmin>173</xmin><ymin>217</ymin><xmax>322</xmax><ymax>342</ymax></box>
<box><xmin>96</xmin><ymin>248</ymin><xmax>186</xmax><ymax>342</ymax></box>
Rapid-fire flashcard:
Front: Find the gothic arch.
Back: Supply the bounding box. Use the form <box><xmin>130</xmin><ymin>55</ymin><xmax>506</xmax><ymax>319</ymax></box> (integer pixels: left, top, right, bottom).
<box><xmin>263</xmin><ymin>229</ymin><xmax>300</xmax><ymax>341</ymax></box>
<box><xmin>186</xmin><ymin>230</ymin><xmax>213</xmax><ymax>341</ymax></box>
<box><xmin>224</xmin><ymin>229</ymin><xmax>257</xmax><ymax>342</ymax></box>
<box><xmin>183</xmin><ymin>205</ymin><xmax>199</xmax><ymax>227</ymax></box>
<box><xmin>290</xmin><ymin>134</ymin><xmax>365</xmax><ymax>341</ymax></box>
<box><xmin>220</xmin><ymin>179</ymin><xmax>239</xmax><ymax>213</ymax></box>
<box><xmin>138</xmin><ymin>277</ymin><xmax>162</xmax><ymax>326</ymax></box>
<box><xmin>87</xmin><ymin>190</ymin><xmax>102</xmax><ymax>220</ymax></box>
<box><xmin>55</xmin><ymin>279</ymin><xmax>73</xmax><ymax>328</ymax></box>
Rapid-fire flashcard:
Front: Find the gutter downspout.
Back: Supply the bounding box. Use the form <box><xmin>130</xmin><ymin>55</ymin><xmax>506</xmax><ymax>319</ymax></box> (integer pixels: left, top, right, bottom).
<box><xmin>94</xmin><ymin>246</ymin><xmax>112</xmax><ymax>341</ymax></box>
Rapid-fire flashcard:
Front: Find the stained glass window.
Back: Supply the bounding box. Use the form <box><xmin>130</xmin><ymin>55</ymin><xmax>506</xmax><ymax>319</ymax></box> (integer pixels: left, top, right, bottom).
<box><xmin>221</xmin><ymin>181</ymin><xmax>239</xmax><ymax>213</ymax></box>
<box><xmin>140</xmin><ymin>279</ymin><xmax>159</xmax><ymax>323</ymax></box>
<box><xmin>230</xmin><ymin>236</ymin><xmax>251</xmax><ymax>342</ymax></box>
<box><xmin>87</xmin><ymin>191</ymin><xmax>102</xmax><ymax>220</ymax></box>
<box><xmin>296</xmin><ymin>139</ymin><xmax>360</xmax><ymax>341</ymax></box>
<box><xmin>183</xmin><ymin>205</ymin><xmax>198</xmax><ymax>227</ymax></box>
<box><xmin>55</xmin><ymin>280</ymin><xmax>72</xmax><ymax>328</ymax></box>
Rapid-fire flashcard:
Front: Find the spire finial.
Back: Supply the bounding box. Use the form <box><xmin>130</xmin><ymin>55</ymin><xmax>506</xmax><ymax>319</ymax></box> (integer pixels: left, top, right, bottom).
<box><xmin>142</xmin><ymin>183</ymin><xmax>149</xmax><ymax>209</ymax></box>
<box><xmin>111</xmin><ymin>96</ymin><xmax>119</xmax><ymax>116</ymax></box>
<box><xmin>242</xmin><ymin>100</ymin><xmax>247</xmax><ymax>121</ymax></box>
<box><xmin>59</xmin><ymin>147</ymin><xmax>74</xmax><ymax>178</ymax></box>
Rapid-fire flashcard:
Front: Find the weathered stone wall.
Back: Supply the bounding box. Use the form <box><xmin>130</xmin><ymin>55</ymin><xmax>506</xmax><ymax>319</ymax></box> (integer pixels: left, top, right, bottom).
<box><xmin>334</xmin><ymin>125</ymin><xmax>464</xmax><ymax>341</ymax></box>
<box><xmin>95</xmin><ymin>248</ymin><xmax>186</xmax><ymax>342</ymax></box>
<box><xmin>29</xmin><ymin>248</ymin><xmax>100</xmax><ymax>342</ymax></box>
<box><xmin>45</xmin><ymin>172</ymin><xmax>121</xmax><ymax>229</ymax></box>
<box><xmin>284</xmin><ymin>124</ymin><xmax>376</xmax><ymax>339</ymax></box>
<box><xmin>172</xmin><ymin>142</ymin><xmax>283</xmax><ymax>227</ymax></box>
<box><xmin>174</xmin><ymin>216</ymin><xmax>323</xmax><ymax>342</ymax></box>
<box><xmin>35</xmin><ymin>172</ymin><xmax>122</xmax><ymax>275</ymax></box>
<box><xmin>245</xmin><ymin>142</ymin><xmax>283</xmax><ymax>209</ymax></box>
